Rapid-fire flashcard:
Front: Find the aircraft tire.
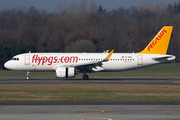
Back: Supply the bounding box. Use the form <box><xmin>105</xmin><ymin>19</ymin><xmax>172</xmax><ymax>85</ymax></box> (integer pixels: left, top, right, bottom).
<box><xmin>83</xmin><ymin>74</ymin><xmax>89</xmax><ymax>80</ymax></box>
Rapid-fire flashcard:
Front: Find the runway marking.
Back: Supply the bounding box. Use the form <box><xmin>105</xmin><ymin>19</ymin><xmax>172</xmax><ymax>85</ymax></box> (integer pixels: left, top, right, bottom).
<box><xmin>91</xmin><ymin>117</ymin><xmax>112</xmax><ymax>120</ymax></box>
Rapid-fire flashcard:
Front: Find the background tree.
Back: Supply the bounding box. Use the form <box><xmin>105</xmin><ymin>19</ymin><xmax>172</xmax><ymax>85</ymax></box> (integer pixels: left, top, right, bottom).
<box><xmin>1</xmin><ymin>0</ymin><xmax>180</xmax><ymax>70</ymax></box>
<box><xmin>65</xmin><ymin>39</ymin><xmax>96</xmax><ymax>52</ymax></box>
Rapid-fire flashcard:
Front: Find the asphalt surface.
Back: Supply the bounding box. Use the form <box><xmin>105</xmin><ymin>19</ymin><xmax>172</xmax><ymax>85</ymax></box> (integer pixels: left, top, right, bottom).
<box><xmin>0</xmin><ymin>78</ymin><xmax>180</xmax><ymax>83</ymax></box>
<box><xmin>1</xmin><ymin>103</ymin><xmax>180</xmax><ymax>120</ymax></box>
<box><xmin>1</xmin><ymin>101</ymin><xmax>180</xmax><ymax>105</ymax></box>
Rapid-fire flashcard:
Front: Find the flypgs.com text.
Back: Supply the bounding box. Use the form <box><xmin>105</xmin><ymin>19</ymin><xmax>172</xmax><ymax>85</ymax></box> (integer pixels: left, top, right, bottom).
<box><xmin>32</xmin><ymin>55</ymin><xmax>78</xmax><ymax>65</ymax></box>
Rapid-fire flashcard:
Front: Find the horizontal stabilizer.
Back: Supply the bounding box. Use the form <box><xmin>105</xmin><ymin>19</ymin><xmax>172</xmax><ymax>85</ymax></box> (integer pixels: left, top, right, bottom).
<box><xmin>153</xmin><ymin>55</ymin><xmax>176</xmax><ymax>62</ymax></box>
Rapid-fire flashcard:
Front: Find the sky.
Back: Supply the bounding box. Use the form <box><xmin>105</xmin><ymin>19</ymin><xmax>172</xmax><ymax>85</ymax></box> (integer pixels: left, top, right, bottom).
<box><xmin>0</xmin><ymin>0</ymin><xmax>179</xmax><ymax>13</ymax></box>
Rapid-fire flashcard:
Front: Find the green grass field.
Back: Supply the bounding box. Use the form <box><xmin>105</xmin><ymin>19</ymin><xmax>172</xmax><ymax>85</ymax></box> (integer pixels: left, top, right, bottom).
<box><xmin>1</xmin><ymin>63</ymin><xmax>180</xmax><ymax>79</ymax></box>
<box><xmin>1</xmin><ymin>83</ymin><xmax>180</xmax><ymax>102</ymax></box>
<box><xmin>0</xmin><ymin>63</ymin><xmax>180</xmax><ymax>102</ymax></box>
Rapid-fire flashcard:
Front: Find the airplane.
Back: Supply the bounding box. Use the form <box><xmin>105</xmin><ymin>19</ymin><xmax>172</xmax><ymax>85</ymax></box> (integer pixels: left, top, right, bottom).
<box><xmin>4</xmin><ymin>26</ymin><xmax>175</xmax><ymax>80</ymax></box>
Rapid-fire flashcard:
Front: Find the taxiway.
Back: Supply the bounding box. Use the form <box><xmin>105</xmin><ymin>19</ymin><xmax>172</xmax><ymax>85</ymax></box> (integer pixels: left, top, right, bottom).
<box><xmin>0</xmin><ymin>78</ymin><xmax>180</xmax><ymax>83</ymax></box>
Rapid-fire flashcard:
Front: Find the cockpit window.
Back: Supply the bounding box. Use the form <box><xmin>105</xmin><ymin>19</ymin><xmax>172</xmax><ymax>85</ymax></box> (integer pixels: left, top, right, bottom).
<box><xmin>11</xmin><ymin>58</ymin><xmax>19</xmax><ymax>61</ymax></box>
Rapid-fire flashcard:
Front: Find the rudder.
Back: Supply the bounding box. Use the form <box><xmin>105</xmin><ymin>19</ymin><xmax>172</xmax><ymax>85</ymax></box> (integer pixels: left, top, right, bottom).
<box><xmin>139</xmin><ymin>26</ymin><xmax>173</xmax><ymax>55</ymax></box>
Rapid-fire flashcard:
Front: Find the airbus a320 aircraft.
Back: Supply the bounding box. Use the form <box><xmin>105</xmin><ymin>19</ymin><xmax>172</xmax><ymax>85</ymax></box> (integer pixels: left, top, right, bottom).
<box><xmin>4</xmin><ymin>26</ymin><xmax>175</xmax><ymax>80</ymax></box>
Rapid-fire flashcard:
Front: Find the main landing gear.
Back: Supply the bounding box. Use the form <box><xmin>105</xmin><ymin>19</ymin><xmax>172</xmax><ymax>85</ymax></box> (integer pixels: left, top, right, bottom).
<box><xmin>26</xmin><ymin>71</ymin><xmax>30</xmax><ymax>80</ymax></box>
<box><xmin>83</xmin><ymin>74</ymin><xmax>89</xmax><ymax>80</ymax></box>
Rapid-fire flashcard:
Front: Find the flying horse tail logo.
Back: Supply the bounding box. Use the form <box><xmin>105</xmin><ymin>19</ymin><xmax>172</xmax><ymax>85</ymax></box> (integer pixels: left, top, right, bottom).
<box><xmin>147</xmin><ymin>28</ymin><xmax>167</xmax><ymax>51</ymax></box>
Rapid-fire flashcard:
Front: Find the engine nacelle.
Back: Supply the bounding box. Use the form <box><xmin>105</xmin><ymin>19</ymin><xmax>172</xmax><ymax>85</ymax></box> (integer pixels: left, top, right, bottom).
<box><xmin>56</xmin><ymin>67</ymin><xmax>75</xmax><ymax>78</ymax></box>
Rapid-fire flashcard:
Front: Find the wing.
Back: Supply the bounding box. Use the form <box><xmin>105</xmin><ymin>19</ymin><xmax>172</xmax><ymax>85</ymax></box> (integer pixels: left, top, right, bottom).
<box><xmin>74</xmin><ymin>50</ymin><xmax>114</xmax><ymax>73</ymax></box>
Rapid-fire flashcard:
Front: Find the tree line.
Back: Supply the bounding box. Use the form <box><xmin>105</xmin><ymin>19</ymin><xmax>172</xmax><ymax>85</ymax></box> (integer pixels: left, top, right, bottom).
<box><xmin>1</xmin><ymin>0</ymin><xmax>180</xmax><ymax>69</ymax></box>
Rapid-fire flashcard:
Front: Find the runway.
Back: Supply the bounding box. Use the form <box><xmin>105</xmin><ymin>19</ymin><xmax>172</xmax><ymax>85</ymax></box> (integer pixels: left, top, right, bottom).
<box><xmin>0</xmin><ymin>78</ymin><xmax>180</xmax><ymax>83</ymax></box>
<box><xmin>1</xmin><ymin>101</ymin><xmax>180</xmax><ymax>120</ymax></box>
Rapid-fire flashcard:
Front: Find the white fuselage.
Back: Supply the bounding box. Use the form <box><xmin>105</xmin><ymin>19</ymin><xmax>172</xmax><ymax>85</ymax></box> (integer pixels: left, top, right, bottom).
<box><xmin>4</xmin><ymin>52</ymin><xmax>175</xmax><ymax>72</ymax></box>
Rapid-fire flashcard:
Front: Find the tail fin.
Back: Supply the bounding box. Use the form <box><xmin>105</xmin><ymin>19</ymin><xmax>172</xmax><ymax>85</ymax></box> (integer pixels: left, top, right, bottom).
<box><xmin>139</xmin><ymin>26</ymin><xmax>173</xmax><ymax>55</ymax></box>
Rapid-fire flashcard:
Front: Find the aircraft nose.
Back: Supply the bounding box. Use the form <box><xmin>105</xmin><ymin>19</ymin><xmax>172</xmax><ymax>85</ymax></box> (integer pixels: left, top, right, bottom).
<box><xmin>4</xmin><ymin>61</ymin><xmax>10</xmax><ymax>69</ymax></box>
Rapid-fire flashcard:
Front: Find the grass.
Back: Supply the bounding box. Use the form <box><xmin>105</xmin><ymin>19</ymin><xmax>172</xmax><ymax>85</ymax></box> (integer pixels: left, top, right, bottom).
<box><xmin>0</xmin><ymin>63</ymin><xmax>180</xmax><ymax>102</ymax></box>
<box><xmin>0</xmin><ymin>83</ymin><xmax>180</xmax><ymax>102</ymax></box>
<box><xmin>0</xmin><ymin>63</ymin><xmax>180</xmax><ymax>79</ymax></box>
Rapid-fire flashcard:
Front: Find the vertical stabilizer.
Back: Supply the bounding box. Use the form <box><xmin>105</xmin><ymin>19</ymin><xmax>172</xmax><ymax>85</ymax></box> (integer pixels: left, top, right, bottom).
<box><xmin>139</xmin><ymin>26</ymin><xmax>173</xmax><ymax>55</ymax></box>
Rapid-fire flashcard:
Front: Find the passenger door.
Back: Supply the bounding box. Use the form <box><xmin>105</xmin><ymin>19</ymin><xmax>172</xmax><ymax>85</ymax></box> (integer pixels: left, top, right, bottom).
<box><xmin>137</xmin><ymin>55</ymin><xmax>143</xmax><ymax>65</ymax></box>
<box><xmin>25</xmin><ymin>55</ymin><xmax>30</xmax><ymax>65</ymax></box>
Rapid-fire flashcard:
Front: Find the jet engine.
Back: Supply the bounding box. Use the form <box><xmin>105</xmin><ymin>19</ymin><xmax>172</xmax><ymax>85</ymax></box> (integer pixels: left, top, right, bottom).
<box><xmin>56</xmin><ymin>67</ymin><xmax>75</xmax><ymax>78</ymax></box>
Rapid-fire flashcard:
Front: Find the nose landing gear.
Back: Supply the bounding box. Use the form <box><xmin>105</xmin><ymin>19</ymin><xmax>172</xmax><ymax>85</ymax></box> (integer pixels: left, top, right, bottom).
<box><xmin>26</xmin><ymin>71</ymin><xmax>30</xmax><ymax>80</ymax></box>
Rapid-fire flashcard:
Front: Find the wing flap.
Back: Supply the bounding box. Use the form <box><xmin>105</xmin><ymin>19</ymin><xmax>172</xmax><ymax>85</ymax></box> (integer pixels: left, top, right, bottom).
<box><xmin>73</xmin><ymin>60</ymin><xmax>102</xmax><ymax>68</ymax></box>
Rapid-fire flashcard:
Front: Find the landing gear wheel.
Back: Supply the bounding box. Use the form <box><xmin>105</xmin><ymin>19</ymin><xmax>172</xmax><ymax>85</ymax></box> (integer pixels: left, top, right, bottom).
<box><xmin>26</xmin><ymin>71</ymin><xmax>30</xmax><ymax>80</ymax></box>
<box><xmin>83</xmin><ymin>74</ymin><xmax>89</xmax><ymax>80</ymax></box>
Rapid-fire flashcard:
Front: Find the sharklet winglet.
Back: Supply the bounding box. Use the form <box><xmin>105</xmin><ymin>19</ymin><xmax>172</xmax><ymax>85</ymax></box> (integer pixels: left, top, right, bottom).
<box><xmin>104</xmin><ymin>50</ymin><xmax>114</xmax><ymax>61</ymax></box>
<box><xmin>106</xmin><ymin>49</ymin><xmax>109</xmax><ymax>53</ymax></box>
